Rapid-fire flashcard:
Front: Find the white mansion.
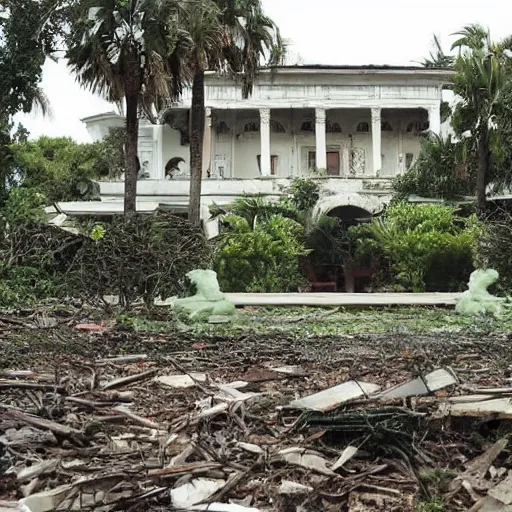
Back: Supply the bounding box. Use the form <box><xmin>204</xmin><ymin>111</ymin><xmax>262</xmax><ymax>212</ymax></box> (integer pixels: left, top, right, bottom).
<box><xmin>81</xmin><ymin>65</ymin><xmax>453</xmax><ymax>220</ymax></box>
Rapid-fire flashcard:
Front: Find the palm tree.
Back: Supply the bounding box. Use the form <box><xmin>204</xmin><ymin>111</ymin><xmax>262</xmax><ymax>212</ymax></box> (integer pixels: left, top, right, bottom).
<box><xmin>66</xmin><ymin>0</ymin><xmax>181</xmax><ymax>214</ymax></box>
<box><xmin>171</xmin><ymin>0</ymin><xmax>283</xmax><ymax>226</ymax></box>
<box><xmin>420</xmin><ymin>34</ymin><xmax>455</xmax><ymax>68</ymax></box>
<box><xmin>451</xmin><ymin>25</ymin><xmax>512</xmax><ymax>212</ymax></box>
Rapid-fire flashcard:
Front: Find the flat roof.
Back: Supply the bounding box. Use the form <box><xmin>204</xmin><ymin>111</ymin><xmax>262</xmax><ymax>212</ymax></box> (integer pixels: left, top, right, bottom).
<box><xmin>266</xmin><ymin>64</ymin><xmax>452</xmax><ymax>72</ymax></box>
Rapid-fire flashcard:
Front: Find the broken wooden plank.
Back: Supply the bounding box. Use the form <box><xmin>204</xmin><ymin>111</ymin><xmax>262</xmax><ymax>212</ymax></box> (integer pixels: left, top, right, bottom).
<box><xmin>377</xmin><ymin>368</ymin><xmax>458</xmax><ymax>400</ymax></box>
<box><xmin>439</xmin><ymin>398</ymin><xmax>512</xmax><ymax>419</ymax></box>
<box><xmin>113</xmin><ymin>406</ymin><xmax>161</xmax><ymax>429</ymax></box>
<box><xmin>278</xmin><ymin>447</ymin><xmax>337</xmax><ymax>476</ymax></box>
<box><xmin>97</xmin><ymin>354</ymin><xmax>148</xmax><ymax>364</ymax></box>
<box><xmin>449</xmin><ymin>436</ymin><xmax>509</xmax><ymax>497</ymax></box>
<box><xmin>155</xmin><ymin>373</ymin><xmax>207</xmax><ymax>389</ymax></box>
<box><xmin>101</xmin><ymin>369</ymin><xmax>158</xmax><ymax>390</ymax></box>
<box><xmin>17</xmin><ymin>460</ymin><xmax>59</xmax><ymax>482</ymax></box>
<box><xmin>5</xmin><ymin>410</ymin><xmax>82</xmax><ymax>436</ymax></box>
<box><xmin>147</xmin><ymin>462</ymin><xmax>223</xmax><ymax>478</ymax></box>
<box><xmin>0</xmin><ymin>380</ymin><xmax>65</xmax><ymax>392</ymax></box>
<box><xmin>331</xmin><ymin>445</ymin><xmax>358</xmax><ymax>471</ymax></box>
<box><xmin>287</xmin><ymin>380</ymin><xmax>380</xmax><ymax>411</ymax></box>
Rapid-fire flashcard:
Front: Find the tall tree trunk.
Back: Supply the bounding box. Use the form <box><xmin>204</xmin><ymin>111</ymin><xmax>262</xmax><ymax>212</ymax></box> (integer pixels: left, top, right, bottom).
<box><xmin>188</xmin><ymin>71</ymin><xmax>205</xmax><ymax>226</ymax></box>
<box><xmin>476</xmin><ymin>124</ymin><xmax>489</xmax><ymax>215</ymax></box>
<box><xmin>124</xmin><ymin>92</ymin><xmax>139</xmax><ymax>215</ymax></box>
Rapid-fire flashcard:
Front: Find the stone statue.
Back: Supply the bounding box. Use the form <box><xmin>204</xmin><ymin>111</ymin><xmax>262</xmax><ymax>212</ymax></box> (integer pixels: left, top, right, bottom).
<box><xmin>174</xmin><ymin>269</ymin><xmax>235</xmax><ymax>319</ymax></box>
<box><xmin>456</xmin><ymin>269</ymin><xmax>503</xmax><ymax>316</ymax></box>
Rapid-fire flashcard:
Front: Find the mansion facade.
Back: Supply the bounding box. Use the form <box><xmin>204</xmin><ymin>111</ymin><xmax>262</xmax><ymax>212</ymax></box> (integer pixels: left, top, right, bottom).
<box><xmin>83</xmin><ymin>65</ymin><xmax>453</xmax><ymax>220</ymax></box>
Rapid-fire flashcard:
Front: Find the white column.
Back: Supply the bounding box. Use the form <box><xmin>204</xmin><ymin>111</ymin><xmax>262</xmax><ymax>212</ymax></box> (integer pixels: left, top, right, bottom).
<box><xmin>342</xmin><ymin>146</ymin><xmax>350</xmax><ymax>176</ymax></box>
<box><xmin>371</xmin><ymin>107</ymin><xmax>382</xmax><ymax>176</ymax></box>
<box><xmin>428</xmin><ymin>104</ymin><xmax>441</xmax><ymax>136</ymax></box>
<box><xmin>315</xmin><ymin>108</ymin><xmax>327</xmax><ymax>170</ymax></box>
<box><xmin>202</xmin><ymin>107</ymin><xmax>212</xmax><ymax>175</ymax></box>
<box><xmin>259</xmin><ymin>107</ymin><xmax>271</xmax><ymax>176</ymax></box>
<box><xmin>230</xmin><ymin>110</ymin><xmax>236</xmax><ymax>178</ymax></box>
<box><xmin>153</xmin><ymin>124</ymin><xmax>164</xmax><ymax>179</ymax></box>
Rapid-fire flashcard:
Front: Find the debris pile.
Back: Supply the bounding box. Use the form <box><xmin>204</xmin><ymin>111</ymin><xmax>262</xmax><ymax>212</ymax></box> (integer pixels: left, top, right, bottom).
<box><xmin>1</xmin><ymin>324</ymin><xmax>512</xmax><ymax>511</ymax></box>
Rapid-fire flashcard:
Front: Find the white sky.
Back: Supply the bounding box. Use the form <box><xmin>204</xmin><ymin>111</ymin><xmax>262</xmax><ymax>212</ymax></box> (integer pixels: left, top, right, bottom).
<box><xmin>14</xmin><ymin>0</ymin><xmax>512</xmax><ymax>142</ymax></box>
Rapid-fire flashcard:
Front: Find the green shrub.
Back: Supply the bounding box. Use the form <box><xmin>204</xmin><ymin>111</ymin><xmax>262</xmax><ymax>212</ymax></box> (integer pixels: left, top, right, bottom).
<box><xmin>214</xmin><ymin>214</ymin><xmax>309</xmax><ymax>292</ymax></box>
<box><xmin>286</xmin><ymin>178</ymin><xmax>320</xmax><ymax>211</ymax></box>
<box><xmin>360</xmin><ymin>204</ymin><xmax>475</xmax><ymax>292</ymax></box>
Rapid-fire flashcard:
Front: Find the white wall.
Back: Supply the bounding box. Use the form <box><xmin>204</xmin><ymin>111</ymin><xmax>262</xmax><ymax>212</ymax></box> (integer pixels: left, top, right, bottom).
<box><xmin>161</xmin><ymin>126</ymin><xmax>190</xmax><ymax>177</ymax></box>
<box><xmin>210</xmin><ymin>108</ymin><xmax>424</xmax><ymax>178</ymax></box>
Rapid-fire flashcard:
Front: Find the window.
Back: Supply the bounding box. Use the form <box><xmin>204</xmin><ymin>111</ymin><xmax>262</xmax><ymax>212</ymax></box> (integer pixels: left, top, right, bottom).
<box><xmin>406</xmin><ymin>121</ymin><xmax>430</xmax><ymax>133</ymax></box>
<box><xmin>326</xmin><ymin>120</ymin><xmax>342</xmax><ymax>133</ymax></box>
<box><xmin>301</xmin><ymin>121</ymin><xmax>314</xmax><ymax>132</ymax></box>
<box><xmin>405</xmin><ymin>153</ymin><xmax>414</xmax><ymax>170</ymax></box>
<box><xmin>356</xmin><ymin>122</ymin><xmax>369</xmax><ymax>133</ymax></box>
<box><xmin>270</xmin><ymin>120</ymin><xmax>286</xmax><ymax>133</ymax></box>
<box><xmin>216</xmin><ymin>121</ymin><xmax>230</xmax><ymax>135</ymax></box>
<box><xmin>257</xmin><ymin>155</ymin><xmax>278</xmax><ymax>175</ymax></box>
<box><xmin>381</xmin><ymin>121</ymin><xmax>393</xmax><ymax>132</ymax></box>
<box><xmin>327</xmin><ymin>152</ymin><xmax>340</xmax><ymax>175</ymax></box>
<box><xmin>244</xmin><ymin>121</ymin><xmax>259</xmax><ymax>133</ymax></box>
<box><xmin>308</xmin><ymin>150</ymin><xmax>316</xmax><ymax>170</ymax></box>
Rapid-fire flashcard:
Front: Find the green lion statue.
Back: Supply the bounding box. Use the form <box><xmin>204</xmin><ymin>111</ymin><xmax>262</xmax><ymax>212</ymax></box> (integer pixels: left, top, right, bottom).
<box><xmin>174</xmin><ymin>269</ymin><xmax>236</xmax><ymax>319</ymax></box>
<box><xmin>456</xmin><ymin>269</ymin><xmax>503</xmax><ymax>316</ymax></box>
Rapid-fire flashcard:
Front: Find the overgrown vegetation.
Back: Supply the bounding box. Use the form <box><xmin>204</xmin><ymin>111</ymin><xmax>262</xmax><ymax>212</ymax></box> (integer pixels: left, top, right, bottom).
<box><xmin>0</xmin><ymin>187</ymin><xmax>209</xmax><ymax>308</ymax></box>
<box><xmin>475</xmin><ymin>210</ymin><xmax>512</xmax><ymax>293</ymax></box>
<box><xmin>70</xmin><ymin>213</ymin><xmax>210</xmax><ymax>308</ymax></box>
<box><xmin>395</xmin><ymin>25</ymin><xmax>512</xmax><ymax>209</ymax></box>
<box><xmin>358</xmin><ymin>204</ymin><xmax>477</xmax><ymax>292</ymax></box>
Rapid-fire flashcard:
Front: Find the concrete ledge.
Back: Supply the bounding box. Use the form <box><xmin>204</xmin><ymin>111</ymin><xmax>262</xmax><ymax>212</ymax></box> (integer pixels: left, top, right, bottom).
<box><xmin>224</xmin><ymin>292</ymin><xmax>461</xmax><ymax>307</ymax></box>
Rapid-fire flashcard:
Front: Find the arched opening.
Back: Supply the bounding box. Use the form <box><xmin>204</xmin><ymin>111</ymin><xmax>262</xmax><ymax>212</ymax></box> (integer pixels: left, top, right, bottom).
<box><xmin>327</xmin><ymin>205</ymin><xmax>372</xmax><ymax>227</ymax></box>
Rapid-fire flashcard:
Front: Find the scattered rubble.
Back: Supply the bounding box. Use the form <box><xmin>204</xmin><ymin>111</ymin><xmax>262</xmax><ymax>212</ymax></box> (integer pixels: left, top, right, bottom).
<box><xmin>1</xmin><ymin>321</ymin><xmax>512</xmax><ymax>511</ymax></box>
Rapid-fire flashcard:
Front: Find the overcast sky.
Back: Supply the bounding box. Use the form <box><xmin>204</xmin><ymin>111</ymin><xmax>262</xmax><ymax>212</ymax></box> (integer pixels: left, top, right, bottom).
<box><xmin>14</xmin><ymin>0</ymin><xmax>512</xmax><ymax>142</ymax></box>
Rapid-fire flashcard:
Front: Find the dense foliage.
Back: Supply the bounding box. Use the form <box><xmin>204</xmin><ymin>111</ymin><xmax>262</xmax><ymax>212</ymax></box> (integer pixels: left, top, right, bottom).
<box><xmin>358</xmin><ymin>204</ymin><xmax>476</xmax><ymax>292</ymax></box>
<box><xmin>393</xmin><ymin>135</ymin><xmax>474</xmax><ymax>201</ymax></box>
<box><xmin>0</xmin><ymin>188</ymin><xmax>210</xmax><ymax>308</ymax></box>
<box><xmin>10</xmin><ymin>137</ymin><xmax>108</xmax><ymax>202</ymax></box>
<box><xmin>212</xmin><ymin>179</ymin><xmax>322</xmax><ymax>293</ymax></box>
<box><xmin>214</xmin><ymin>213</ymin><xmax>308</xmax><ymax>293</ymax></box>
<box><xmin>395</xmin><ymin>25</ymin><xmax>512</xmax><ymax>209</ymax></box>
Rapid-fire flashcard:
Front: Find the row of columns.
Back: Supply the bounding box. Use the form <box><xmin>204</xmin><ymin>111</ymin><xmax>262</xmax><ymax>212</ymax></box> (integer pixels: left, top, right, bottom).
<box><xmin>257</xmin><ymin>105</ymin><xmax>441</xmax><ymax>177</ymax></box>
<box><xmin>195</xmin><ymin>104</ymin><xmax>442</xmax><ymax>177</ymax></box>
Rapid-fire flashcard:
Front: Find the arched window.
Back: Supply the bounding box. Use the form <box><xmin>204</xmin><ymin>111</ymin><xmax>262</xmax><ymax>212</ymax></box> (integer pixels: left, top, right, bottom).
<box><xmin>216</xmin><ymin>121</ymin><xmax>230</xmax><ymax>135</ymax></box>
<box><xmin>406</xmin><ymin>121</ymin><xmax>430</xmax><ymax>133</ymax></box>
<box><xmin>301</xmin><ymin>120</ymin><xmax>314</xmax><ymax>132</ymax></box>
<box><xmin>270</xmin><ymin>120</ymin><xmax>286</xmax><ymax>133</ymax></box>
<box><xmin>244</xmin><ymin>121</ymin><xmax>259</xmax><ymax>133</ymax></box>
<box><xmin>381</xmin><ymin>121</ymin><xmax>393</xmax><ymax>132</ymax></box>
<box><xmin>326</xmin><ymin>120</ymin><xmax>342</xmax><ymax>133</ymax></box>
<box><xmin>356</xmin><ymin>122</ymin><xmax>369</xmax><ymax>133</ymax></box>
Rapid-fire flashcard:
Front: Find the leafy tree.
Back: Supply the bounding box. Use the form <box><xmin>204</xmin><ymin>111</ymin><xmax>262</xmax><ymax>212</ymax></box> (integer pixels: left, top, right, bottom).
<box><xmin>66</xmin><ymin>0</ymin><xmax>182</xmax><ymax>214</ymax></box>
<box><xmin>0</xmin><ymin>0</ymin><xmax>62</xmax><ymax>202</ymax></box>
<box><xmin>9</xmin><ymin>136</ymin><xmax>115</xmax><ymax>202</ymax></box>
<box><xmin>450</xmin><ymin>25</ymin><xmax>512</xmax><ymax>212</ymax></box>
<box><xmin>393</xmin><ymin>134</ymin><xmax>474</xmax><ymax>201</ymax></box>
<box><xmin>171</xmin><ymin>0</ymin><xmax>283</xmax><ymax>225</ymax></box>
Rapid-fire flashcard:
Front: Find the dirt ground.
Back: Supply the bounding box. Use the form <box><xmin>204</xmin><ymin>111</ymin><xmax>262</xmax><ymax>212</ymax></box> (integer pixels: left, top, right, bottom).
<box><xmin>1</xmin><ymin>307</ymin><xmax>512</xmax><ymax>511</ymax></box>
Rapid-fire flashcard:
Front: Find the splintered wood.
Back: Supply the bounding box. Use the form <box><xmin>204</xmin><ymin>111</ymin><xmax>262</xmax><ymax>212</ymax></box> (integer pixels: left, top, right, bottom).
<box><xmin>2</xmin><ymin>325</ymin><xmax>512</xmax><ymax>511</ymax></box>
